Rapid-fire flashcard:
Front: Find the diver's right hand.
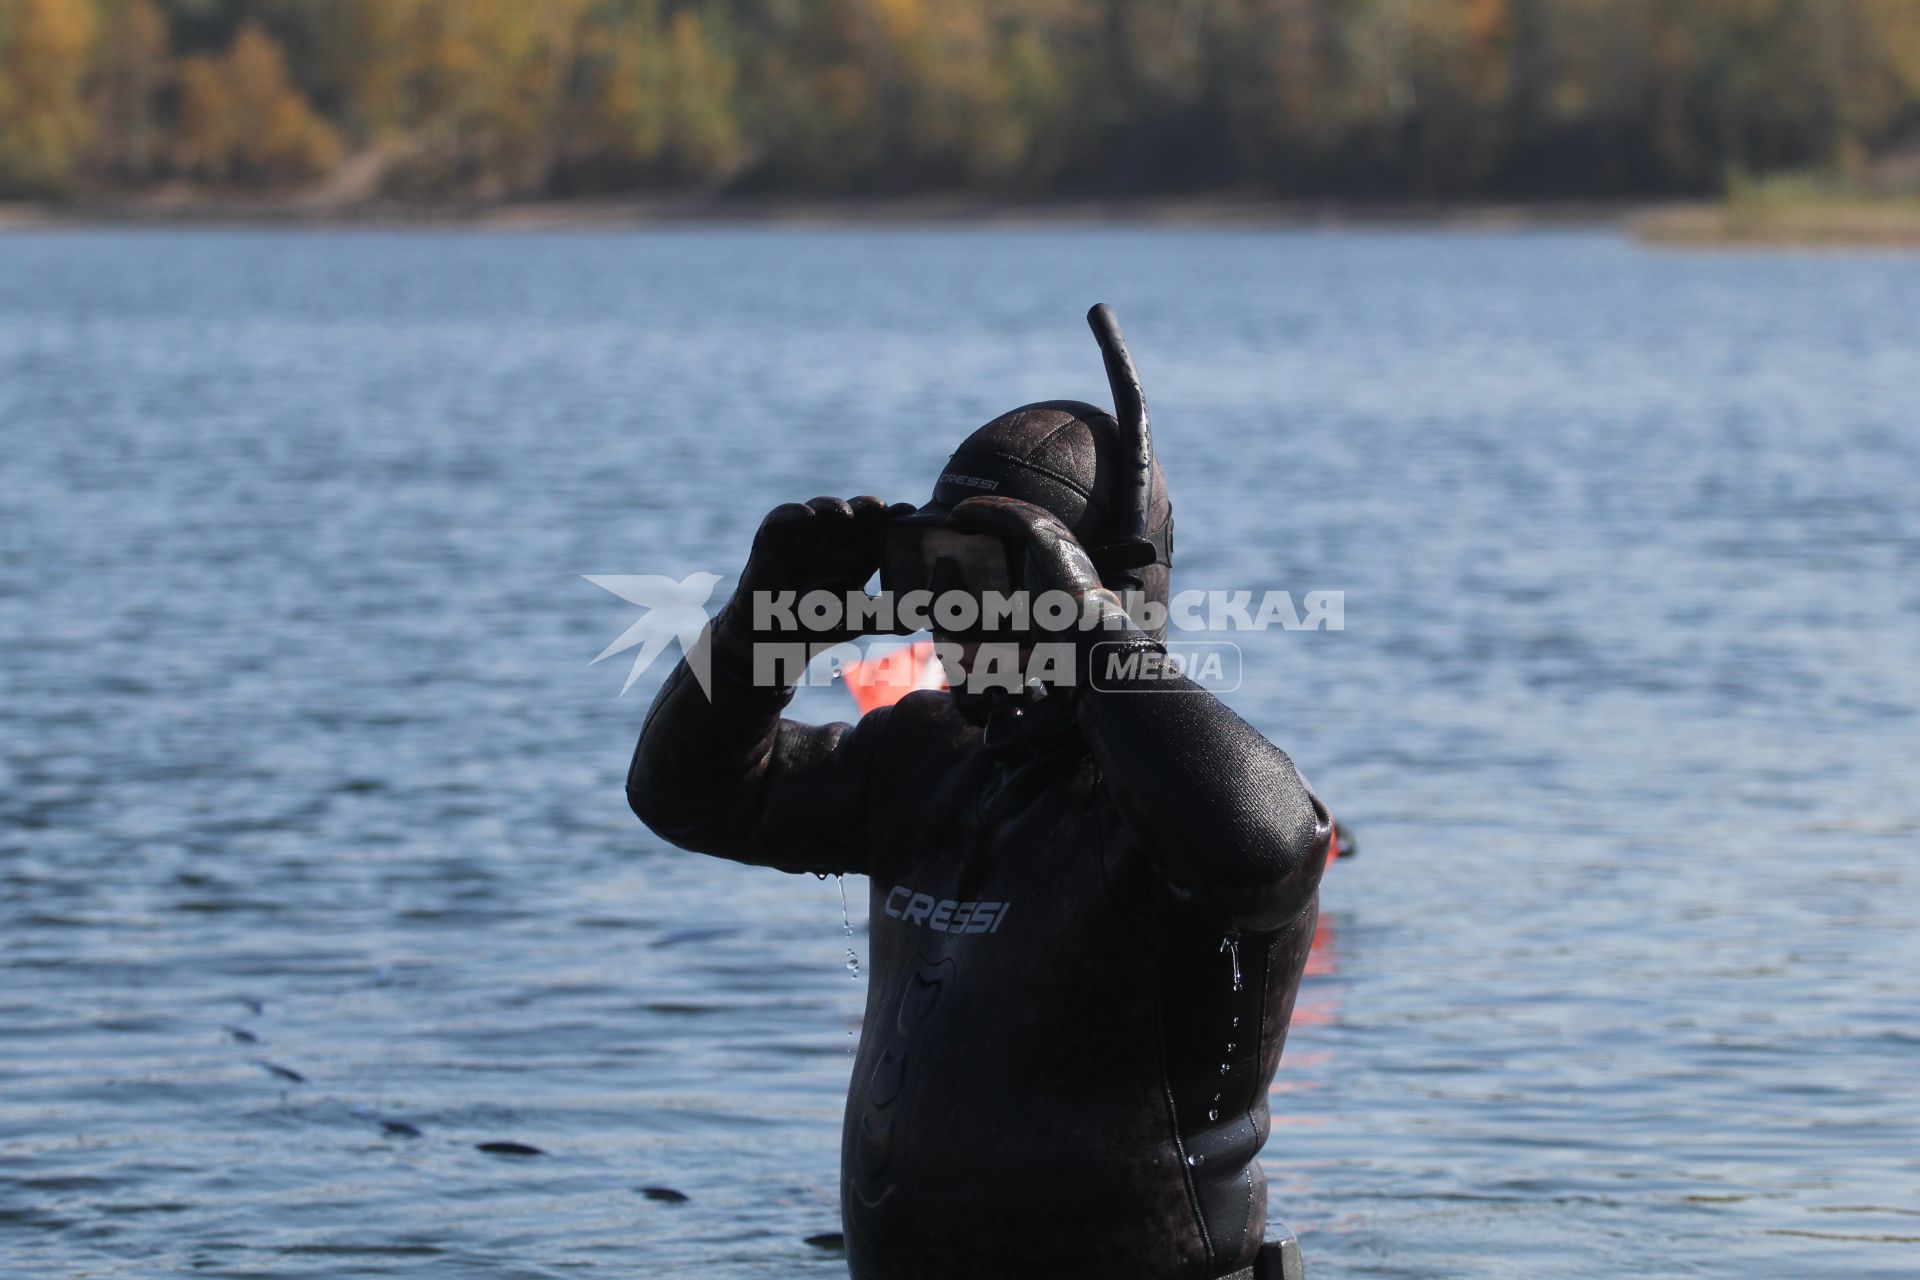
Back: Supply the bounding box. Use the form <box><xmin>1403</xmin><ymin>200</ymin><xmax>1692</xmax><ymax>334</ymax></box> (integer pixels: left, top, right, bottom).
<box><xmin>714</xmin><ymin>496</ymin><xmax>912</xmax><ymax>651</ymax></box>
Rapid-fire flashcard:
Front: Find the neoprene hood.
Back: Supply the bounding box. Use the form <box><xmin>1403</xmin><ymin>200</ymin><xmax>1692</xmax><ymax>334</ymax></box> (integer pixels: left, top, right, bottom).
<box><xmin>896</xmin><ymin>305</ymin><xmax>1174</xmax><ymax>624</ymax></box>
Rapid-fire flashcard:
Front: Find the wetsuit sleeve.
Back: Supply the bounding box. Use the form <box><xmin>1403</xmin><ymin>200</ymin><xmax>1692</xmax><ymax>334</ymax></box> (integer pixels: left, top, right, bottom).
<box><xmin>625</xmin><ymin>626</ymin><xmax>889</xmax><ymax>876</ymax></box>
<box><xmin>1076</xmin><ymin>633</ymin><xmax>1331</xmax><ymax>933</ymax></box>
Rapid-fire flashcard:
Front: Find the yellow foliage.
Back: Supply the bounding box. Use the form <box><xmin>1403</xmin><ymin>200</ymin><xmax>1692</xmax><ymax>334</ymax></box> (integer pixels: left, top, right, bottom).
<box><xmin>0</xmin><ymin>0</ymin><xmax>98</xmax><ymax>193</ymax></box>
<box><xmin>174</xmin><ymin>56</ymin><xmax>233</xmax><ymax>178</ymax></box>
<box><xmin>573</xmin><ymin>4</ymin><xmax>741</xmax><ymax>182</ymax></box>
<box><xmin>90</xmin><ymin>0</ymin><xmax>167</xmax><ymax>180</ymax></box>
<box><xmin>589</xmin><ymin>22</ymin><xmax>668</xmax><ymax>166</ymax></box>
<box><xmin>1864</xmin><ymin>0</ymin><xmax>1920</xmax><ymax>96</ymax></box>
<box><xmin>6</xmin><ymin>0</ymin><xmax>1920</xmax><ymax>200</ymax></box>
<box><xmin>176</xmin><ymin>21</ymin><xmax>340</xmax><ymax>182</ymax></box>
<box><xmin>662</xmin><ymin>9</ymin><xmax>740</xmax><ymax>175</ymax></box>
<box><xmin>337</xmin><ymin>0</ymin><xmax>592</xmax><ymax>195</ymax></box>
<box><xmin>871</xmin><ymin>0</ymin><xmax>927</xmax><ymax>47</ymax></box>
<box><xmin>824</xmin><ymin>0</ymin><xmax>1019</xmax><ymax>180</ymax></box>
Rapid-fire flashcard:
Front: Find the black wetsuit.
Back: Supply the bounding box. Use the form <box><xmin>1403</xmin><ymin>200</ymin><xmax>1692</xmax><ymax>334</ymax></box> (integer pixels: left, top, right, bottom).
<box><xmin>628</xmin><ymin>617</ymin><xmax>1330</xmax><ymax>1280</ymax></box>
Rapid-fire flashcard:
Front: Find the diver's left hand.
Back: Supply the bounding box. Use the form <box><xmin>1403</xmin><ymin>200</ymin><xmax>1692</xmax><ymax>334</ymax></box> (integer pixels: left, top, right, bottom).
<box><xmin>947</xmin><ymin>496</ymin><xmax>1122</xmax><ymax>615</ymax></box>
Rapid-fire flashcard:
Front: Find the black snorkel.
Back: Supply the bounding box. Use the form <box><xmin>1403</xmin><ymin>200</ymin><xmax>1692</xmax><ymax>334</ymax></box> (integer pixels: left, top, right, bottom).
<box><xmin>1085</xmin><ymin>304</ymin><xmax>1168</xmax><ymax>596</ymax></box>
<box><xmin>882</xmin><ymin>305</ymin><xmax>1170</xmax><ymax>612</ymax></box>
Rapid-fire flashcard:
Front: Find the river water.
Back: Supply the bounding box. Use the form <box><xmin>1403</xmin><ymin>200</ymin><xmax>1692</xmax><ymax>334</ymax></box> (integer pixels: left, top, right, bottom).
<box><xmin>2</xmin><ymin>226</ymin><xmax>1915</xmax><ymax>1278</ymax></box>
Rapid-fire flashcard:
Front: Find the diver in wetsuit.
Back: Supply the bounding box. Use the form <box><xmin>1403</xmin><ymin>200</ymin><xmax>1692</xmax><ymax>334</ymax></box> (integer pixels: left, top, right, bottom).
<box><xmin>627</xmin><ymin>307</ymin><xmax>1330</xmax><ymax>1280</ymax></box>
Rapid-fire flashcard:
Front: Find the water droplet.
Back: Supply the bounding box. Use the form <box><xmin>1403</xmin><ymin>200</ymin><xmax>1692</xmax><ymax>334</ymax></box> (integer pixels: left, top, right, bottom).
<box><xmin>1231</xmin><ymin>1017</ymin><xmax>1239</xmax><ymax>1027</ymax></box>
<box><xmin>1186</xmin><ymin>1153</ymin><xmax>1206</xmax><ymax>1167</ymax></box>
<box><xmin>835</xmin><ymin>875</ymin><xmax>861</xmax><ymax>1058</ymax></box>
<box><xmin>1219</xmin><ymin>1063</ymin><xmax>1230</xmax><ymax>1074</ymax></box>
<box><xmin>1225</xmin><ymin>1042</ymin><xmax>1235</xmax><ymax>1053</ymax></box>
<box><xmin>837</xmin><ymin>876</ymin><xmax>860</xmax><ymax>982</ymax></box>
<box><xmin>1219</xmin><ymin>933</ymin><xmax>1243</xmax><ymax>993</ymax></box>
<box><xmin>1207</xmin><ymin>1108</ymin><xmax>1220</xmax><ymax>1121</ymax></box>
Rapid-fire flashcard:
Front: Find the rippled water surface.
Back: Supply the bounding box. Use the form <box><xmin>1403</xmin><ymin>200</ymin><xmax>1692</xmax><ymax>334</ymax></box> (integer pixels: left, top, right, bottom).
<box><xmin>3</xmin><ymin>227</ymin><xmax>1916</xmax><ymax>1278</ymax></box>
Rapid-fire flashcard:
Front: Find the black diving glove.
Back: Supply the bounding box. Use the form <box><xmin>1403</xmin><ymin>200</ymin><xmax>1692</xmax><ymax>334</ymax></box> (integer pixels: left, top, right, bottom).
<box><xmin>713</xmin><ymin>496</ymin><xmax>914</xmax><ymax>656</ymax></box>
<box><xmin>947</xmin><ymin>495</ymin><xmax>1140</xmax><ymax>650</ymax></box>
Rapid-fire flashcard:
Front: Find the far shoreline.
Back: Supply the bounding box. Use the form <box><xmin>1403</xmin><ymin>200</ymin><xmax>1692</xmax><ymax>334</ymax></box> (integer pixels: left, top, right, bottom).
<box><xmin>5</xmin><ymin>190</ymin><xmax>1918</xmax><ymax>247</ymax></box>
<box><xmin>0</xmin><ymin>189</ymin><xmax>1652</xmax><ymax>233</ymax></box>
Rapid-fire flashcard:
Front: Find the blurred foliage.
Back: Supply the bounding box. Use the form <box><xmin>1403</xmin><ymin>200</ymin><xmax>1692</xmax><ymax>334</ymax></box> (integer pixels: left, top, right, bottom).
<box><xmin>0</xmin><ymin>0</ymin><xmax>96</xmax><ymax>192</ymax></box>
<box><xmin>2</xmin><ymin>0</ymin><xmax>1919</xmax><ymax>199</ymax></box>
<box><xmin>175</xmin><ymin>19</ymin><xmax>339</xmax><ymax>179</ymax></box>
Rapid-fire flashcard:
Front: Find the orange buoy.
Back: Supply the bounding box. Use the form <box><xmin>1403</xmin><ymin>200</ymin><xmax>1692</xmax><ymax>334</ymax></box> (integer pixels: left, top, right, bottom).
<box><xmin>841</xmin><ymin>640</ymin><xmax>946</xmax><ymax>717</ymax></box>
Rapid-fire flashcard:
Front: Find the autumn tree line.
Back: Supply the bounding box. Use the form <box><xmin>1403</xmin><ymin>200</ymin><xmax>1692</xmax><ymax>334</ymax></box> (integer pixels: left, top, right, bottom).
<box><xmin>2</xmin><ymin>0</ymin><xmax>1919</xmax><ymax>202</ymax></box>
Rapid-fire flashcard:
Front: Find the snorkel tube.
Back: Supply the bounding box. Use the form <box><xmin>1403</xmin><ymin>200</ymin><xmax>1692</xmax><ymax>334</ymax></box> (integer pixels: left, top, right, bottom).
<box><xmin>1086</xmin><ymin>304</ymin><xmax>1165</xmax><ymax>595</ymax></box>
